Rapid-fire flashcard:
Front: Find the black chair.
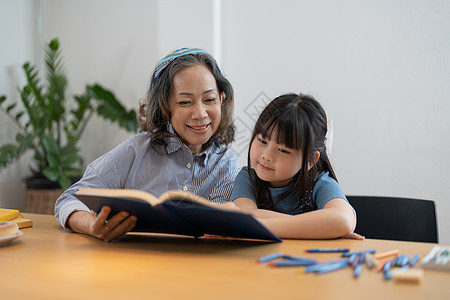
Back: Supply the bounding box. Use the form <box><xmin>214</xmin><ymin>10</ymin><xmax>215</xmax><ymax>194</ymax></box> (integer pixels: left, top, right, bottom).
<box><xmin>346</xmin><ymin>196</ymin><xmax>438</xmax><ymax>243</ymax></box>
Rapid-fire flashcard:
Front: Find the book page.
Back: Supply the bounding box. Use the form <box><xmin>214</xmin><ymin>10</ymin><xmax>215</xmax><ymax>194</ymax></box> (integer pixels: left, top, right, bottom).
<box><xmin>158</xmin><ymin>190</ymin><xmax>235</xmax><ymax>211</ymax></box>
<box><xmin>76</xmin><ymin>188</ymin><xmax>159</xmax><ymax>205</ymax></box>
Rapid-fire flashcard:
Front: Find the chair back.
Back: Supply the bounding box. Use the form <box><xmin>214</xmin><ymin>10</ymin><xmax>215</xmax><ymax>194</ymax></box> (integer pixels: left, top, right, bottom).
<box><xmin>346</xmin><ymin>196</ymin><xmax>438</xmax><ymax>243</ymax></box>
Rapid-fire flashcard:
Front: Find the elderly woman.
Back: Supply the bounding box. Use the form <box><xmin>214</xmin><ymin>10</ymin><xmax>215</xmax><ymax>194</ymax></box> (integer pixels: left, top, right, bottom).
<box><xmin>55</xmin><ymin>48</ymin><xmax>240</xmax><ymax>241</ymax></box>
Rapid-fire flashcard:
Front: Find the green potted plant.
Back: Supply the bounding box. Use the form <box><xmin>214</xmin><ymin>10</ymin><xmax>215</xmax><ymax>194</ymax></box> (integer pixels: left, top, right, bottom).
<box><xmin>0</xmin><ymin>38</ymin><xmax>137</xmax><ymax>196</ymax></box>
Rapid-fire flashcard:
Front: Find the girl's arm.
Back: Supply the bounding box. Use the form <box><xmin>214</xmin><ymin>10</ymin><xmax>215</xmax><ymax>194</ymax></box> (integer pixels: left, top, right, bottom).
<box><xmin>234</xmin><ymin>197</ymin><xmax>357</xmax><ymax>239</ymax></box>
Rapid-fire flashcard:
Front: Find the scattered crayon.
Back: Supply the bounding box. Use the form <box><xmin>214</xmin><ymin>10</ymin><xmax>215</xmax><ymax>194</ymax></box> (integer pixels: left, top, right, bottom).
<box><xmin>354</xmin><ymin>262</ymin><xmax>363</xmax><ymax>278</ymax></box>
<box><xmin>305</xmin><ymin>248</ymin><xmax>350</xmax><ymax>253</ymax></box>
<box><xmin>383</xmin><ymin>260</ymin><xmax>392</xmax><ymax>274</ymax></box>
<box><xmin>353</xmin><ymin>255</ymin><xmax>364</xmax><ymax>278</ymax></box>
<box><xmin>373</xmin><ymin>249</ymin><xmax>400</xmax><ymax>259</ymax></box>
<box><xmin>375</xmin><ymin>258</ymin><xmax>389</xmax><ymax>272</ymax></box>
<box><xmin>258</xmin><ymin>249</ymin><xmax>421</xmax><ymax>282</ymax></box>
<box><xmin>365</xmin><ymin>253</ymin><xmax>379</xmax><ymax>269</ymax></box>
<box><xmin>315</xmin><ymin>260</ymin><xmax>349</xmax><ymax>274</ymax></box>
<box><xmin>269</xmin><ymin>259</ymin><xmax>317</xmax><ymax>267</ymax></box>
<box><xmin>398</xmin><ymin>255</ymin><xmax>410</xmax><ymax>267</ymax></box>
<box><xmin>352</xmin><ymin>254</ymin><xmax>362</xmax><ymax>268</ymax></box>
<box><xmin>409</xmin><ymin>254</ymin><xmax>420</xmax><ymax>266</ymax></box>
<box><xmin>384</xmin><ymin>271</ymin><xmax>393</xmax><ymax>280</ymax></box>
<box><xmin>257</xmin><ymin>252</ymin><xmax>282</xmax><ymax>263</ymax></box>
<box><xmin>304</xmin><ymin>259</ymin><xmax>349</xmax><ymax>273</ymax></box>
<box><xmin>348</xmin><ymin>253</ymin><xmax>358</xmax><ymax>265</ymax></box>
<box><xmin>391</xmin><ymin>254</ymin><xmax>400</xmax><ymax>266</ymax></box>
<box><xmin>282</xmin><ymin>254</ymin><xmax>314</xmax><ymax>261</ymax></box>
<box><xmin>342</xmin><ymin>249</ymin><xmax>376</xmax><ymax>257</ymax></box>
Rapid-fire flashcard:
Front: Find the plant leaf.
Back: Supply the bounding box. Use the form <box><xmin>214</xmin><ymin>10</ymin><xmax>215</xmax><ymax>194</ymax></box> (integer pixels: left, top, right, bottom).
<box><xmin>42</xmin><ymin>167</ymin><xmax>59</xmax><ymax>181</ymax></box>
<box><xmin>49</xmin><ymin>38</ymin><xmax>59</xmax><ymax>51</ymax></box>
<box><xmin>42</xmin><ymin>134</ymin><xmax>60</xmax><ymax>167</ymax></box>
<box><xmin>1</xmin><ymin>38</ymin><xmax>137</xmax><ymax>184</ymax></box>
<box><xmin>6</xmin><ymin>103</ymin><xmax>16</xmax><ymax>112</ymax></box>
<box><xmin>15</xmin><ymin>111</ymin><xmax>24</xmax><ymax>120</ymax></box>
<box><xmin>87</xmin><ymin>84</ymin><xmax>137</xmax><ymax>133</ymax></box>
<box><xmin>15</xmin><ymin>133</ymin><xmax>34</xmax><ymax>153</ymax></box>
<box><xmin>59</xmin><ymin>176</ymin><xmax>71</xmax><ymax>190</ymax></box>
<box><xmin>0</xmin><ymin>144</ymin><xmax>18</xmax><ymax>167</ymax></box>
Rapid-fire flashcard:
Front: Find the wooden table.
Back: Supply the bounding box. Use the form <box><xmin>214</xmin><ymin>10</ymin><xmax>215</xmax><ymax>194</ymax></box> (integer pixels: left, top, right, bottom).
<box><xmin>1</xmin><ymin>214</ymin><xmax>449</xmax><ymax>300</ymax></box>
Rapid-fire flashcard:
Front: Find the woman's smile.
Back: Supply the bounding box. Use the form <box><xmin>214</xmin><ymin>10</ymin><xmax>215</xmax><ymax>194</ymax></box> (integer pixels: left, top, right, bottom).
<box><xmin>187</xmin><ymin>123</ymin><xmax>210</xmax><ymax>133</ymax></box>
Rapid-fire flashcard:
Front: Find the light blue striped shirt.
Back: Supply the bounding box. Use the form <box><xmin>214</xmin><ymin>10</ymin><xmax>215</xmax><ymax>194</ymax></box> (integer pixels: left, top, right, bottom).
<box><xmin>55</xmin><ymin>129</ymin><xmax>240</xmax><ymax>229</ymax></box>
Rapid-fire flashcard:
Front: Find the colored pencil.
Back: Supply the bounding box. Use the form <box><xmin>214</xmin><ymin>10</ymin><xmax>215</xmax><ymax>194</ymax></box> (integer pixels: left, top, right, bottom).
<box><xmin>305</xmin><ymin>248</ymin><xmax>350</xmax><ymax>253</ymax></box>
<box><xmin>257</xmin><ymin>252</ymin><xmax>282</xmax><ymax>263</ymax></box>
<box><xmin>373</xmin><ymin>249</ymin><xmax>400</xmax><ymax>259</ymax></box>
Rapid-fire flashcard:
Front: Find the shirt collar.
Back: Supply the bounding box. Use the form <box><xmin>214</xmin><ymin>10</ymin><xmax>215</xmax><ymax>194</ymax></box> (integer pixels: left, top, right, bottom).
<box><xmin>194</xmin><ymin>140</ymin><xmax>219</xmax><ymax>167</ymax></box>
<box><xmin>165</xmin><ymin>123</ymin><xmax>183</xmax><ymax>154</ymax></box>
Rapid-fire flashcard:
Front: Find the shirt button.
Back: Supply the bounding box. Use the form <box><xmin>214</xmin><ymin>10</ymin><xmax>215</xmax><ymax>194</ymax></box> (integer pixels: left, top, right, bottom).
<box><xmin>182</xmin><ymin>186</ymin><xmax>188</xmax><ymax>191</ymax></box>
<box><xmin>186</xmin><ymin>163</ymin><xmax>191</xmax><ymax>168</ymax></box>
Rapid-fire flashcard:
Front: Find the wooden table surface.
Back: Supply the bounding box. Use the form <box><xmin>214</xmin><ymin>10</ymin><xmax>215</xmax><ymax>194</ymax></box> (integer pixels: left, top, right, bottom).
<box><xmin>1</xmin><ymin>213</ymin><xmax>449</xmax><ymax>300</ymax></box>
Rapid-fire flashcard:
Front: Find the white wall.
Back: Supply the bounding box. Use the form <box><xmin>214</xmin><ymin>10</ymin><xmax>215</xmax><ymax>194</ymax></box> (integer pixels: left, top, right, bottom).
<box><xmin>224</xmin><ymin>0</ymin><xmax>450</xmax><ymax>244</ymax></box>
<box><xmin>41</xmin><ymin>0</ymin><xmax>160</xmax><ymax>164</ymax></box>
<box><xmin>0</xmin><ymin>0</ymin><xmax>449</xmax><ymax>243</ymax></box>
<box><xmin>0</xmin><ymin>0</ymin><xmax>37</xmax><ymax>210</ymax></box>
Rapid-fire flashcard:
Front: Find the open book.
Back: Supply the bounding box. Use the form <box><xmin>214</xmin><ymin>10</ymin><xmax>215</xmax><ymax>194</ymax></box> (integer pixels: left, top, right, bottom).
<box><xmin>75</xmin><ymin>188</ymin><xmax>281</xmax><ymax>242</ymax></box>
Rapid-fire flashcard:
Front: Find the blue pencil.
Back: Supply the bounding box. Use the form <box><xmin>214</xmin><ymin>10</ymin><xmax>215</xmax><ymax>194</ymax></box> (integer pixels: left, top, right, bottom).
<box><xmin>399</xmin><ymin>255</ymin><xmax>410</xmax><ymax>267</ymax></box>
<box><xmin>384</xmin><ymin>270</ymin><xmax>393</xmax><ymax>280</ymax></box>
<box><xmin>305</xmin><ymin>248</ymin><xmax>350</xmax><ymax>253</ymax></box>
<box><xmin>257</xmin><ymin>252</ymin><xmax>282</xmax><ymax>263</ymax></box>
<box><xmin>353</xmin><ymin>262</ymin><xmax>363</xmax><ymax>278</ymax></box>
<box><xmin>269</xmin><ymin>259</ymin><xmax>317</xmax><ymax>267</ymax></box>
<box><xmin>315</xmin><ymin>260</ymin><xmax>349</xmax><ymax>274</ymax></box>
<box><xmin>391</xmin><ymin>254</ymin><xmax>399</xmax><ymax>266</ymax></box>
<box><xmin>383</xmin><ymin>260</ymin><xmax>392</xmax><ymax>274</ymax></box>
<box><xmin>305</xmin><ymin>259</ymin><xmax>348</xmax><ymax>273</ymax></box>
<box><xmin>342</xmin><ymin>249</ymin><xmax>376</xmax><ymax>257</ymax></box>
<box><xmin>409</xmin><ymin>254</ymin><xmax>420</xmax><ymax>266</ymax></box>
<box><xmin>348</xmin><ymin>253</ymin><xmax>358</xmax><ymax>265</ymax></box>
<box><xmin>282</xmin><ymin>254</ymin><xmax>315</xmax><ymax>261</ymax></box>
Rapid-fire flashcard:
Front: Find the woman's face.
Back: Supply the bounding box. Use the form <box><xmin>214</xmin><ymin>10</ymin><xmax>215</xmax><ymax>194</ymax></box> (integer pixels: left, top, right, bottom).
<box><xmin>169</xmin><ymin>64</ymin><xmax>222</xmax><ymax>154</ymax></box>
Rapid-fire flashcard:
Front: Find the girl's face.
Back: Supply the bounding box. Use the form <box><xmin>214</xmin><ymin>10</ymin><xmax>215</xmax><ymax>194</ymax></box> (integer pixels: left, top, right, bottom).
<box><xmin>169</xmin><ymin>64</ymin><xmax>222</xmax><ymax>154</ymax></box>
<box><xmin>250</xmin><ymin>132</ymin><xmax>303</xmax><ymax>188</ymax></box>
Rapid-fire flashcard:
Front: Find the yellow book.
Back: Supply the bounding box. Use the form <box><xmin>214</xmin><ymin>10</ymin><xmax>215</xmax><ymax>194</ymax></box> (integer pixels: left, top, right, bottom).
<box><xmin>0</xmin><ymin>208</ymin><xmax>20</xmax><ymax>221</ymax></box>
<box><xmin>0</xmin><ymin>208</ymin><xmax>33</xmax><ymax>229</ymax></box>
<box><xmin>11</xmin><ymin>216</ymin><xmax>33</xmax><ymax>229</ymax></box>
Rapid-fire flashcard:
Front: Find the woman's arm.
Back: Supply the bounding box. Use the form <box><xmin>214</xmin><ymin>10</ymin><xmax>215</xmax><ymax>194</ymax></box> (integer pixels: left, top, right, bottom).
<box><xmin>234</xmin><ymin>197</ymin><xmax>357</xmax><ymax>239</ymax></box>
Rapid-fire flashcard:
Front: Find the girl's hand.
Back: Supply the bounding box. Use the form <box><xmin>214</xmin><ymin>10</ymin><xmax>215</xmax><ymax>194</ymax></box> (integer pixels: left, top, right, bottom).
<box><xmin>68</xmin><ymin>206</ymin><xmax>137</xmax><ymax>242</ymax></box>
<box><xmin>341</xmin><ymin>232</ymin><xmax>365</xmax><ymax>240</ymax></box>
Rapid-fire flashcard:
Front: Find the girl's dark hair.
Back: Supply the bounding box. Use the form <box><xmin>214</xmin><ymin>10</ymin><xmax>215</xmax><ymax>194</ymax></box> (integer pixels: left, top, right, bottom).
<box><xmin>138</xmin><ymin>52</ymin><xmax>235</xmax><ymax>150</ymax></box>
<box><xmin>248</xmin><ymin>93</ymin><xmax>337</xmax><ymax>213</ymax></box>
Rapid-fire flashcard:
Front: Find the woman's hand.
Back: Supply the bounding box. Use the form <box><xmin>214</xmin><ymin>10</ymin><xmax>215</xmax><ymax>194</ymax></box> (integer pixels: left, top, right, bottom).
<box><xmin>67</xmin><ymin>206</ymin><xmax>137</xmax><ymax>242</ymax></box>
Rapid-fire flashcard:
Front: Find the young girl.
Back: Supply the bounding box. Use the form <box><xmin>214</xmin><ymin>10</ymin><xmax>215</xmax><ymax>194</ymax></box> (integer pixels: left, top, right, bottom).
<box><xmin>230</xmin><ymin>93</ymin><xmax>359</xmax><ymax>239</ymax></box>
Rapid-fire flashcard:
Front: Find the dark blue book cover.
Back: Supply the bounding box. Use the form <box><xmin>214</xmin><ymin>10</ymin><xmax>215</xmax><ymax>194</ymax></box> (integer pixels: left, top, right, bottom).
<box><xmin>75</xmin><ymin>188</ymin><xmax>281</xmax><ymax>242</ymax></box>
